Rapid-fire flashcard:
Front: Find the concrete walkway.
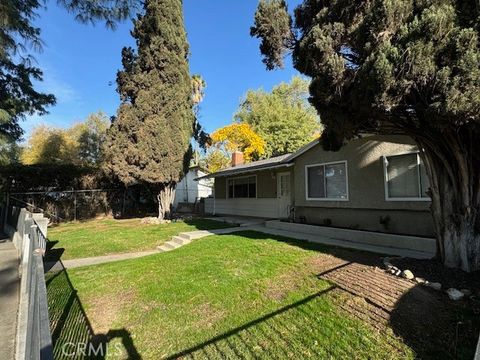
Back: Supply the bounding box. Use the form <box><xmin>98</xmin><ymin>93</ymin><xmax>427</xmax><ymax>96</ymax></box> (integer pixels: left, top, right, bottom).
<box><xmin>57</xmin><ymin>220</ymin><xmax>433</xmax><ymax>270</ymax></box>
<box><xmin>0</xmin><ymin>237</ymin><xmax>20</xmax><ymax>360</ymax></box>
<box><xmin>56</xmin><ymin>226</ymin><xmax>248</xmax><ymax>269</ymax></box>
<box><xmin>205</xmin><ymin>216</ymin><xmax>268</xmax><ymax>227</ymax></box>
<box><xmin>56</xmin><ymin>250</ymin><xmax>159</xmax><ymax>270</ymax></box>
<box><xmin>247</xmin><ymin>225</ymin><xmax>433</xmax><ymax>259</ymax></box>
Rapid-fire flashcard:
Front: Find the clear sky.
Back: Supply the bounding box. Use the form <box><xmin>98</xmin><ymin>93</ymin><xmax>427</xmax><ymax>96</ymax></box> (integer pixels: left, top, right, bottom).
<box><xmin>25</xmin><ymin>0</ymin><xmax>303</xmax><ymax>139</ymax></box>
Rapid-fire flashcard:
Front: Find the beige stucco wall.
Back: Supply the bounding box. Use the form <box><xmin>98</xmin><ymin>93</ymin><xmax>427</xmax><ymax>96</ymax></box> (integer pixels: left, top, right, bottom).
<box><xmin>211</xmin><ymin>135</ymin><xmax>434</xmax><ymax>237</ymax></box>
<box><xmin>294</xmin><ymin>207</ymin><xmax>433</xmax><ymax>237</ymax></box>
<box><xmin>293</xmin><ymin>135</ymin><xmax>435</xmax><ymax>236</ymax></box>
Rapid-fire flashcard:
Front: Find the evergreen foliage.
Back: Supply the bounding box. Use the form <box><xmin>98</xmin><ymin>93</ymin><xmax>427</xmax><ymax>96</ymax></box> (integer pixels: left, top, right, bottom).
<box><xmin>252</xmin><ymin>0</ymin><xmax>480</xmax><ymax>271</ymax></box>
<box><xmin>0</xmin><ymin>0</ymin><xmax>138</xmax><ymax>142</ymax></box>
<box><xmin>105</xmin><ymin>0</ymin><xmax>194</xmax><ymax>219</ymax></box>
<box><xmin>235</xmin><ymin>76</ymin><xmax>321</xmax><ymax>157</ymax></box>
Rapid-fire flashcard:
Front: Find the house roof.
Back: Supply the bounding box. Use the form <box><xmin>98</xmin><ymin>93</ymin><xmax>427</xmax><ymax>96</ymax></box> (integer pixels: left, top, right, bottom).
<box><xmin>196</xmin><ymin>138</ymin><xmax>321</xmax><ymax>180</ymax></box>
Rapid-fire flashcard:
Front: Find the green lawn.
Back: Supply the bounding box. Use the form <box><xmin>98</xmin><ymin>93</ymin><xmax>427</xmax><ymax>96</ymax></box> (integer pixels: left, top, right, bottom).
<box><xmin>47</xmin><ymin>231</ymin><xmax>415</xmax><ymax>359</ymax></box>
<box><xmin>47</xmin><ymin>217</ymin><xmax>233</xmax><ymax>260</ymax></box>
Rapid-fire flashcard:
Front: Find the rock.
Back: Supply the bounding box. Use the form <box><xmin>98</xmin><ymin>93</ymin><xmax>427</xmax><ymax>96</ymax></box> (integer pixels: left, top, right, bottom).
<box><xmin>382</xmin><ymin>257</ymin><xmax>393</xmax><ymax>269</ymax></box>
<box><xmin>414</xmin><ymin>277</ymin><xmax>426</xmax><ymax>284</ymax></box>
<box><xmin>140</xmin><ymin>217</ymin><xmax>161</xmax><ymax>225</ymax></box>
<box><xmin>395</xmin><ymin>270</ymin><xmax>401</xmax><ymax>276</ymax></box>
<box><xmin>389</xmin><ymin>268</ymin><xmax>396</xmax><ymax>275</ymax></box>
<box><xmin>446</xmin><ymin>288</ymin><xmax>464</xmax><ymax>301</ymax></box>
<box><xmin>460</xmin><ymin>289</ymin><xmax>472</xmax><ymax>296</ymax></box>
<box><xmin>427</xmin><ymin>282</ymin><xmax>442</xmax><ymax>291</ymax></box>
<box><xmin>402</xmin><ymin>270</ymin><xmax>414</xmax><ymax>280</ymax></box>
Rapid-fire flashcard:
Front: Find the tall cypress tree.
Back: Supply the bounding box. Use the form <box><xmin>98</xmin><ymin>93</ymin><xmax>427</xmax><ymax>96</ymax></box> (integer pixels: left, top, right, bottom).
<box><xmin>105</xmin><ymin>0</ymin><xmax>194</xmax><ymax>219</ymax></box>
<box><xmin>251</xmin><ymin>0</ymin><xmax>480</xmax><ymax>271</ymax></box>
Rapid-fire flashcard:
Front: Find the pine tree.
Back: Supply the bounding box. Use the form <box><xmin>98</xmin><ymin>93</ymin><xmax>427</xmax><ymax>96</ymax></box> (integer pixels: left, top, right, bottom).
<box><xmin>252</xmin><ymin>0</ymin><xmax>480</xmax><ymax>272</ymax></box>
<box><xmin>105</xmin><ymin>0</ymin><xmax>194</xmax><ymax>220</ymax></box>
<box><xmin>1</xmin><ymin>0</ymin><xmax>137</xmax><ymax>142</ymax></box>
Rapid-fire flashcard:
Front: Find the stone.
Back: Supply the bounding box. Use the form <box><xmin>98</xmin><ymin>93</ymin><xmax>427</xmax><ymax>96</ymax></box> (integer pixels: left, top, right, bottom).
<box><xmin>389</xmin><ymin>269</ymin><xmax>396</xmax><ymax>275</ymax></box>
<box><xmin>446</xmin><ymin>288</ymin><xmax>464</xmax><ymax>301</ymax></box>
<box><xmin>395</xmin><ymin>270</ymin><xmax>401</xmax><ymax>276</ymax></box>
<box><xmin>382</xmin><ymin>257</ymin><xmax>393</xmax><ymax>269</ymax></box>
<box><xmin>460</xmin><ymin>289</ymin><xmax>472</xmax><ymax>297</ymax></box>
<box><xmin>414</xmin><ymin>277</ymin><xmax>426</xmax><ymax>284</ymax></box>
<box><xmin>427</xmin><ymin>282</ymin><xmax>442</xmax><ymax>290</ymax></box>
<box><xmin>402</xmin><ymin>270</ymin><xmax>414</xmax><ymax>280</ymax></box>
<box><xmin>140</xmin><ymin>217</ymin><xmax>161</xmax><ymax>225</ymax></box>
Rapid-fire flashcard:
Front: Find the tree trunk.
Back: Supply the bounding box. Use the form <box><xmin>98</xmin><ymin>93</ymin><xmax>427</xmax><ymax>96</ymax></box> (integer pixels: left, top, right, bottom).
<box><xmin>416</xmin><ymin>126</ymin><xmax>480</xmax><ymax>272</ymax></box>
<box><xmin>156</xmin><ymin>183</ymin><xmax>176</xmax><ymax>220</ymax></box>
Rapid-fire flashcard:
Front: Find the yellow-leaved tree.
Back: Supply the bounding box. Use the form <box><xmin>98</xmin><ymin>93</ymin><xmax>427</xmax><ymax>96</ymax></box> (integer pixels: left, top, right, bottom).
<box><xmin>209</xmin><ymin>123</ymin><xmax>266</xmax><ymax>163</ymax></box>
<box><xmin>21</xmin><ymin>112</ymin><xmax>110</xmax><ymax>166</ymax></box>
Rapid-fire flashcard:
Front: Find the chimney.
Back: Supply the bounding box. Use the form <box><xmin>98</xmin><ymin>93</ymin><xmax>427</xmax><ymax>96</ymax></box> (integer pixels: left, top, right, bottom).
<box><xmin>231</xmin><ymin>151</ymin><xmax>244</xmax><ymax>167</ymax></box>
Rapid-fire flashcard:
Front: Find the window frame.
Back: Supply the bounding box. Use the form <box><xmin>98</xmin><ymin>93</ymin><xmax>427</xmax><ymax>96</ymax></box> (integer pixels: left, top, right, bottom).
<box><xmin>305</xmin><ymin>160</ymin><xmax>349</xmax><ymax>201</ymax></box>
<box><xmin>383</xmin><ymin>151</ymin><xmax>431</xmax><ymax>202</ymax></box>
<box><xmin>226</xmin><ymin>175</ymin><xmax>258</xmax><ymax>199</ymax></box>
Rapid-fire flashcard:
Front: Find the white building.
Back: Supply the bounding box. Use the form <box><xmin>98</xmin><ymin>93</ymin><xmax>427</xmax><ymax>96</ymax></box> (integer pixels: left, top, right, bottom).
<box><xmin>173</xmin><ymin>166</ymin><xmax>213</xmax><ymax>209</ymax></box>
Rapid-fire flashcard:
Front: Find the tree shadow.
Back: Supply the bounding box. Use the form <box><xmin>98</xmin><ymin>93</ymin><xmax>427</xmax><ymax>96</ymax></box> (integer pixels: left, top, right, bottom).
<box><xmin>46</xmin><ymin>262</ymin><xmax>141</xmax><ymax>359</ymax></box>
<box><xmin>165</xmin><ymin>286</ymin><xmax>336</xmax><ymax>359</ymax></box>
<box><xmin>389</xmin><ymin>283</ymin><xmax>480</xmax><ymax>359</ymax></box>
<box><xmin>219</xmin><ymin>230</ymin><xmax>480</xmax><ymax>358</ymax></box>
<box><xmin>228</xmin><ymin>230</ymin><xmax>383</xmax><ymax>267</ymax></box>
<box><xmin>182</xmin><ymin>218</ymin><xmax>240</xmax><ymax>231</ymax></box>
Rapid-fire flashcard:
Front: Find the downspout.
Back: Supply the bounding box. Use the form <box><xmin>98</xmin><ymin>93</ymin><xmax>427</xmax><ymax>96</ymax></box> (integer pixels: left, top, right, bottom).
<box><xmin>213</xmin><ymin>180</ymin><xmax>216</xmax><ymax>216</ymax></box>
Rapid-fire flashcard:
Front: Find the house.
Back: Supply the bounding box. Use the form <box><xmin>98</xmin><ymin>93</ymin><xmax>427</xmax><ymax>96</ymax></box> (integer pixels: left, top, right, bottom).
<box><xmin>173</xmin><ymin>166</ymin><xmax>213</xmax><ymax>210</ymax></box>
<box><xmin>201</xmin><ymin>135</ymin><xmax>434</xmax><ymax>238</ymax></box>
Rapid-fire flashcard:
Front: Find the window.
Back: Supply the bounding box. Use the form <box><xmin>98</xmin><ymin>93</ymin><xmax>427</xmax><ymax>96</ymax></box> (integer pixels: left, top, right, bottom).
<box><xmin>306</xmin><ymin>161</ymin><xmax>348</xmax><ymax>200</ymax></box>
<box><xmin>384</xmin><ymin>153</ymin><xmax>430</xmax><ymax>200</ymax></box>
<box><xmin>227</xmin><ymin>176</ymin><xmax>256</xmax><ymax>198</ymax></box>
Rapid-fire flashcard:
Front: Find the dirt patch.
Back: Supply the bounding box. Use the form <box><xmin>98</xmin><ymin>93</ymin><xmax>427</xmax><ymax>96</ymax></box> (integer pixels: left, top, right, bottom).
<box><xmin>305</xmin><ymin>249</ymin><xmax>480</xmax><ymax>359</ymax></box>
<box><xmin>194</xmin><ymin>303</ymin><xmax>225</xmax><ymax>328</ymax></box>
<box><xmin>87</xmin><ymin>289</ymin><xmax>138</xmax><ymax>333</ymax></box>
<box><xmin>391</xmin><ymin>257</ymin><xmax>480</xmax><ymax>295</ymax></box>
<box><xmin>263</xmin><ymin>272</ymin><xmax>305</xmax><ymax>301</ymax></box>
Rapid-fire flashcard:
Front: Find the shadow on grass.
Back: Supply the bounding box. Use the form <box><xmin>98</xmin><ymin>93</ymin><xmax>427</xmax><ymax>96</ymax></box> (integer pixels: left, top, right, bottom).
<box><xmin>46</xmin><ymin>263</ymin><xmax>141</xmax><ymax>359</ymax></box>
<box><xmin>45</xmin><ymin>228</ymin><xmax>479</xmax><ymax>358</ymax></box>
<box><xmin>165</xmin><ymin>286</ymin><xmax>337</xmax><ymax>359</ymax></box>
<box><xmin>182</xmin><ymin>218</ymin><xmax>239</xmax><ymax>230</ymax></box>
<box><xmin>226</xmin><ymin>230</ymin><xmax>480</xmax><ymax>359</ymax></box>
<box><xmin>229</xmin><ymin>230</ymin><xmax>382</xmax><ymax>267</ymax></box>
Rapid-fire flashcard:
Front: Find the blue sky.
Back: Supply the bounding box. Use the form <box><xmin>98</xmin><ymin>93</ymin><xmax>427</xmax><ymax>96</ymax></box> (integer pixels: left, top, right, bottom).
<box><xmin>25</xmin><ymin>0</ymin><xmax>303</xmax><ymax>139</ymax></box>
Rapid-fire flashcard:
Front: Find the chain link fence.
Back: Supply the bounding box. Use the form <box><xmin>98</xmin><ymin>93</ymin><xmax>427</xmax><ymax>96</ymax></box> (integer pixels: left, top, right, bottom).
<box><xmin>2</xmin><ymin>187</ymin><xmax>156</xmax><ymax>224</ymax></box>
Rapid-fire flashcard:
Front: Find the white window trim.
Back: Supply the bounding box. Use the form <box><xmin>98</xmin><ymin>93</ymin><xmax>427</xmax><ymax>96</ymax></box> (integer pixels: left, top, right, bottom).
<box><xmin>382</xmin><ymin>152</ymin><xmax>431</xmax><ymax>202</ymax></box>
<box><xmin>305</xmin><ymin>160</ymin><xmax>349</xmax><ymax>201</ymax></box>
<box><xmin>226</xmin><ymin>174</ymin><xmax>258</xmax><ymax>199</ymax></box>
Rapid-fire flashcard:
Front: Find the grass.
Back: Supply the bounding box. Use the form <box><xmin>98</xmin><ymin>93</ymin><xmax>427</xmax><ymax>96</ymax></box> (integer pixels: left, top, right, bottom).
<box><xmin>47</xmin><ymin>217</ymin><xmax>233</xmax><ymax>260</ymax></box>
<box><xmin>47</xmin><ymin>231</ymin><xmax>415</xmax><ymax>359</ymax></box>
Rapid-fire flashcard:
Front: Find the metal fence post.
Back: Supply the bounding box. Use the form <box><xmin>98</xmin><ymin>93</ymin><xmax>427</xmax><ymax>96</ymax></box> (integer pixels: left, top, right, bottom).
<box><xmin>74</xmin><ymin>190</ymin><xmax>77</xmax><ymax>221</ymax></box>
<box><xmin>3</xmin><ymin>192</ymin><xmax>9</xmax><ymax>232</ymax></box>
